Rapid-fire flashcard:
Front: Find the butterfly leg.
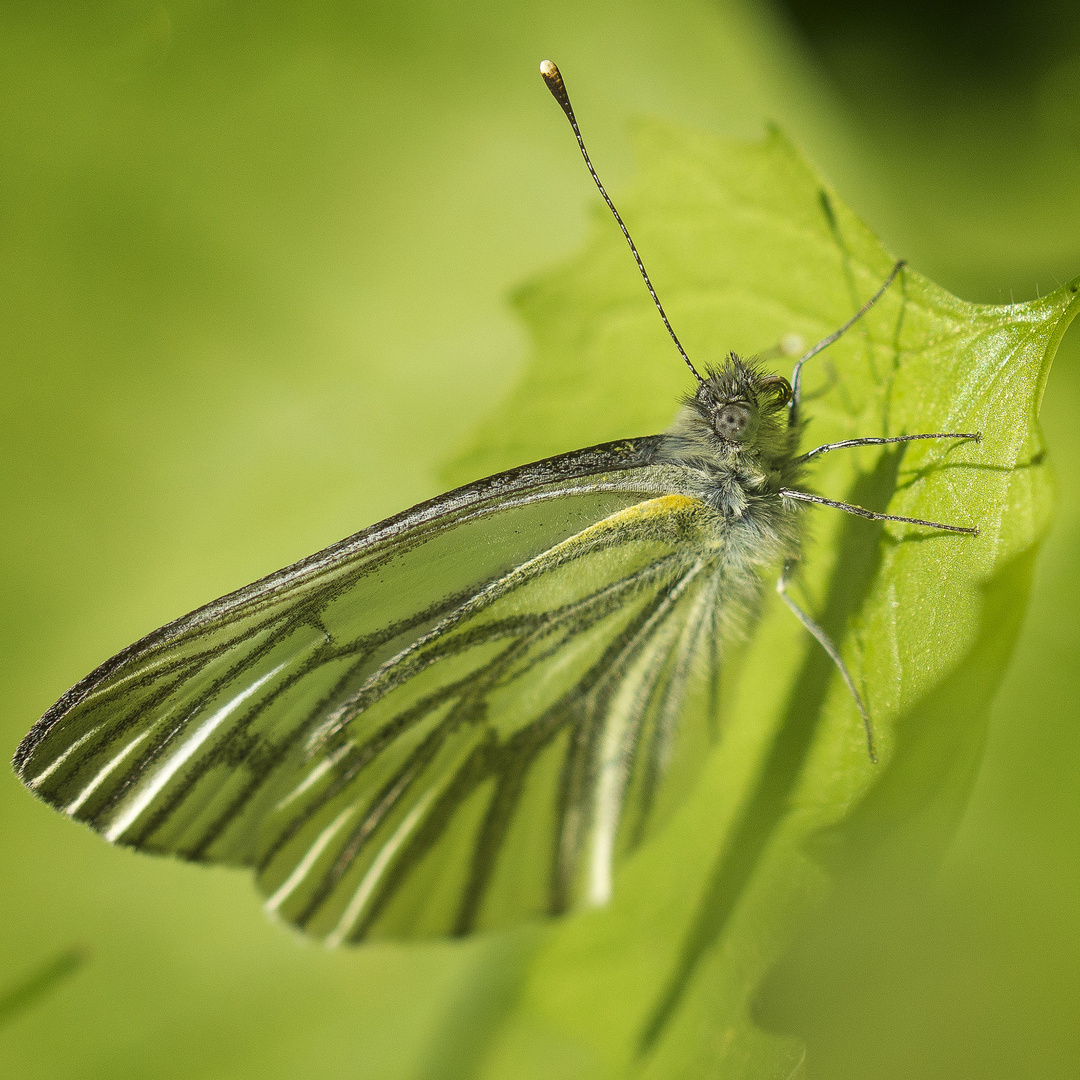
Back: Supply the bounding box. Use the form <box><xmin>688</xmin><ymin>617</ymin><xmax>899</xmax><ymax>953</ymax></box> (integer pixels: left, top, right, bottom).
<box><xmin>778</xmin><ymin>488</ymin><xmax>979</xmax><ymax>535</ymax></box>
<box><xmin>793</xmin><ymin>431</ymin><xmax>980</xmax><ymax>467</ymax></box>
<box><xmin>789</xmin><ymin>259</ymin><xmax>906</xmax><ymax>407</ymax></box>
<box><xmin>776</xmin><ymin>562</ymin><xmax>876</xmax><ymax>763</ymax></box>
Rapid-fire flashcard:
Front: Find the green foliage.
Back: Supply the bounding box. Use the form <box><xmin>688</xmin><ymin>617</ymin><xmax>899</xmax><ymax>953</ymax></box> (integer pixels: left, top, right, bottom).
<box><xmin>2</xmin><ymin>3</ymin><xmax>1078</xmax><ymax>1078</ymax></box>
<box><xmin>449</xmin><ymin>121</ymin><xmax>1079</xmax><ymax>1078</ymax></box>
<box><xmin>0</xmin><ymin>950</ymin><xmax>86</xmax><ymax>1029</ymax></box>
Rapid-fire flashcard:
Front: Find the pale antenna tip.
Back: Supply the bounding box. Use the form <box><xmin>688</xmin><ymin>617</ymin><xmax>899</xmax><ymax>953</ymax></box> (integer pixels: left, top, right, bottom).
<box><xmin>539</xmin><ymin>59</ymin><xmax>572</xmax><ymax>116</ymax></box>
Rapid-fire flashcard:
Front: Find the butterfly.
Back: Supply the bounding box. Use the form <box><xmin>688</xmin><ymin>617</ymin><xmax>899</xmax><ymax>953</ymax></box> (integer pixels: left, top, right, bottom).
<box><xmin>12</xmin><ymin>61</ymin><xmax>979</xmax><ymax>946</ymax></box>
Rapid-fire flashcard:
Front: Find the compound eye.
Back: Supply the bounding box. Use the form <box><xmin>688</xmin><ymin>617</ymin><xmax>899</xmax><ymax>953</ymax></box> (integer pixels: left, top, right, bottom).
<box><xmin>715</xmin><ymin>403</ymin><xmax>753</xmax><ymax>442</ymax></box>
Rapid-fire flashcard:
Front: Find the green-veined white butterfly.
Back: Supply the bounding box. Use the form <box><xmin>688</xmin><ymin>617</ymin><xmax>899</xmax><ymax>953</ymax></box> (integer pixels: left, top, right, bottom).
<box><xmin>12</xmin><ymin>61</ymin><xmax>979</xmax><ymax>946</ymax></box>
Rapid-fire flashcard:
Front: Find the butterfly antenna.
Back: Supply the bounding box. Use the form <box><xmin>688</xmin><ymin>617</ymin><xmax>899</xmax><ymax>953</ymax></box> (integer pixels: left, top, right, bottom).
<box><xmin>540</xmin><ymin>60</ymin><xmax>705</xmax><ymax>388</ymax></box>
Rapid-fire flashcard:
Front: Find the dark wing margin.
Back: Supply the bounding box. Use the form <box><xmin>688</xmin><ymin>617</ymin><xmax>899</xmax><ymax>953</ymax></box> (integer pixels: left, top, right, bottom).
<box><xmin>13</xmin><ymin>436</ymin><xmax>730</xmax><ymax>941</ymax></box>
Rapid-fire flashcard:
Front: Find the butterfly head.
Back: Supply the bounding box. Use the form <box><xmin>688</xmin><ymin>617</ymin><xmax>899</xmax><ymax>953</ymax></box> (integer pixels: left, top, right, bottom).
<box><xmin>660</xmin><ymin>354</ymin><xmax>795</xmax><ymax>474</ymax></box>
<box><xmin>692</xmin><ymin>354</ymin><xmax>791</xmax><ymax>441</ymax></box>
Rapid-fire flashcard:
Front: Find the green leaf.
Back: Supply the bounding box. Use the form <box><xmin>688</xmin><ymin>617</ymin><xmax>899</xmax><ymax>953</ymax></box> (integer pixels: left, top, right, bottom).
<box><xmin>448</xmin><ymin>121</ymin><xmax>1080</xmax><ymax>1078</ymax></box>
<box><xmin>0</xmin><ymin>948</ymin><xmax>87</xmax><ymax>1029</ymax></box>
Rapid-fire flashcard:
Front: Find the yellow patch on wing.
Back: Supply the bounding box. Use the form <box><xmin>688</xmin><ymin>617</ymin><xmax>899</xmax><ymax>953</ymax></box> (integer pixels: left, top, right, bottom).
<box><xmin>471</xmin><ymin>493</ymin><xmax>712</xmax><ymax>601</ymax></box>
<box><xmin>604</xmin><ymin>494</ymin><xmax>702</xmax><ymax>521</ymax></box>
<box><xmin>583</xmin><ymin>493</ymin><xmax>707</xmax><ymax>539</ymax></box>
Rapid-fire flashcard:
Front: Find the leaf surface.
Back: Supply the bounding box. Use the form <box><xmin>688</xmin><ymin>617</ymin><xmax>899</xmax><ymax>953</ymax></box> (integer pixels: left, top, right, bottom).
<box><xmin>448</xmin><ymin>119</ymin><xmax>1080</xmax><ymax>1079</ymax></box>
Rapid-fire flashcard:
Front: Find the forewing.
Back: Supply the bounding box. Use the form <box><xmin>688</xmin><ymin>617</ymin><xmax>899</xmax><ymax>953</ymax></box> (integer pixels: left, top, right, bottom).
<box><xmin>13</xmin><ymin>441</ymin><xmax>658</xmax><ymax>852</ymax></box>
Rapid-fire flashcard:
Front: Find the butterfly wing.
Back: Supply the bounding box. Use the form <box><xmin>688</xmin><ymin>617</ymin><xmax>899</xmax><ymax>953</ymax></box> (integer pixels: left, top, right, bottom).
<box><xmin>15</xmin><ymin>437</ymin><xmax>728</xmax><ymax>940</ymax></box>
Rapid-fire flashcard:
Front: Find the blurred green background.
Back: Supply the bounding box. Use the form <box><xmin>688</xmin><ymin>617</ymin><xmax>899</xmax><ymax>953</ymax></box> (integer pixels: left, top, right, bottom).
<box><xmin>1</xmin><ymin>1</ymin><xmax>1078</xmax><ymax>1077</ymax></box>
